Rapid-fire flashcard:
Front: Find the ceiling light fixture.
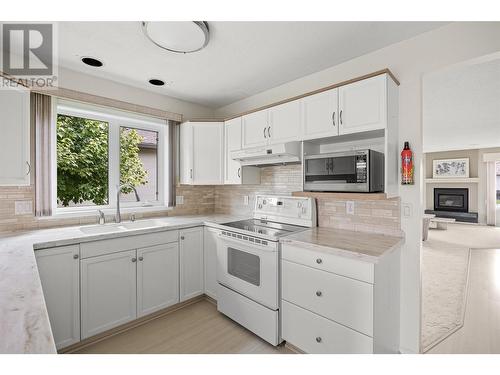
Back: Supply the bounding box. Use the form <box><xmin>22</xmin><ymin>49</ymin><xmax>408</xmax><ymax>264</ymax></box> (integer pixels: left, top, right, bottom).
<box><xmin>142</xmin><ymin>21</ymin><xmax>210</xmax><ymax>54</ymax></box>
<box><xmin>148</xmin><ymin>79</ymin><xmax>165</xmax><ymax>86</ymax></box>
<box><xmin>81</xmin><ymin>57</ymin><xmax>103</xmax><ymax>67</ymax></box>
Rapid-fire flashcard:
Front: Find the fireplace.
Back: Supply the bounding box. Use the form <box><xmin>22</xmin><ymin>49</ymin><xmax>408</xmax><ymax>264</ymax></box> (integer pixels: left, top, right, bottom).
<box><xmin>434</xmin><ymin>188</ymin><xmax>468</xmax><ymax>213</ymax></box>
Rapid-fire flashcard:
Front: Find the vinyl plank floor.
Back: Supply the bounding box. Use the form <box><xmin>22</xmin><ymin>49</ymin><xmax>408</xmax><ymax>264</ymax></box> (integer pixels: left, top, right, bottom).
<box><xmin>73</xmin><ymin>299</ymin><xmax>292</xmax><ymax>354</ymax></box>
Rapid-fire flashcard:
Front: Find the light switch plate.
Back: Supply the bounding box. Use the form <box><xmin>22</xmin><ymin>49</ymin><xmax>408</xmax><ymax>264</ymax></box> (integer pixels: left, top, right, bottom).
<box><xmin>15</xmin><ymin>200</ymin><xmax>33</xmax><ymax>215</ymax></box>
<box><xmin>402</xmin><ymin>202</ymin><xmax>413</xmax><ymax>217</ymax></box>
<box><xmin>346</xmin><ymin>201</ymin><xmax>355</xmax><ymax>215</ymax></box>
<box><xmin>243</xmin><ymin>196</ymin><xmax>249</xmax><ymax>206</ymax></box>
<box><xmin>176</xmin><ymin>196</ymin><xmax>184</xmax><ymax>205</ymax></box>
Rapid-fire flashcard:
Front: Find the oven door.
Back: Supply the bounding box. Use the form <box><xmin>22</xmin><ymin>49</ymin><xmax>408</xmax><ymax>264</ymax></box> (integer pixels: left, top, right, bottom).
<box><xmin>217</xmin><ymin>234</ymin><xmax>278</xmax><ymax>310</ymax></box>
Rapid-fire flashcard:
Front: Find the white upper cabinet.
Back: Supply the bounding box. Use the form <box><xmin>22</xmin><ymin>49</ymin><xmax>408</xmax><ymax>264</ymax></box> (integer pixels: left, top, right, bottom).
<box><xmin>224</xmin><ymin>117</ymin><xmax>260</xmax><ymax>185</ymax></box>
<box><xmin>338</xmin><ymin>74</ymin><xmax>387</xmax><ymax>135</ymax></box>
<box><xmin>268</xmin><ymin>100</ymin><xmax>301</xmax><ymax>144</ymax></box>
<box><xmin>301</xmin><ymin>88</ymin><xmax>339</xmax><ymax>140</ymax></box>
<box><xmin>242</xmin><ymin>110</ymin><xmax>269</xmax><ymax>148</ymax></box>
<box><xmin>180</xmin><ymin>122</ymin><xmax>224</xmax><ymax>185</ymax></box>
<box><xmin>0</xmin><ymin>86</ymin><xmax>30</xmax><ymax>186</ymax></box>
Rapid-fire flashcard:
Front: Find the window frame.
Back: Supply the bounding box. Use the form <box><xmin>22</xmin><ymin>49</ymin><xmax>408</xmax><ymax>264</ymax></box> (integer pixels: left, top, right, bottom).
<box><xmin>51</xmin><ymin>99</ymin><xmax>167</xmax><ymax>216</ymax></box>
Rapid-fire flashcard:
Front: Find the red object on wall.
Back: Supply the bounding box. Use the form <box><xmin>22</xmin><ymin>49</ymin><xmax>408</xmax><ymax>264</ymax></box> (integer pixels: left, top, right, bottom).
<box><xmin>401</xmin><ymin>141</ymin><xmax>414</xmax><ymax>185</ymax></box>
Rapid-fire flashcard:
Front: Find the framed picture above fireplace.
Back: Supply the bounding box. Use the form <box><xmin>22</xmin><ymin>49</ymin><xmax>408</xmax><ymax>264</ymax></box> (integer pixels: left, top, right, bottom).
<box><xmin>432</xmin><ymin>158</ymin><xmax>470</xmax><ymax>179</ymax></box>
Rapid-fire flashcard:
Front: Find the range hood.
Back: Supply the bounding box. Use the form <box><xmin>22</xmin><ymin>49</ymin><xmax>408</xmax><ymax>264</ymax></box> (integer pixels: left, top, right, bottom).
<box><xmin>231</xmin><ymin>142</ymin><xmax>301</xmax><ymax>166</ymax></box>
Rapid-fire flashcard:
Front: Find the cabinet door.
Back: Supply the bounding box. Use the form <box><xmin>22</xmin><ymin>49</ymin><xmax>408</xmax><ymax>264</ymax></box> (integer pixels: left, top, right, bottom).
<box><xmin>179</xmin><ymin>123</ymin><xmax>193</xmax><ymax>184</ymax></box>
<box><xmin>36</xmin><ymin>245</ymin><xmax>80</xmax><ymax>349</ymax></box>
<box><xmin>137</xmin><ymin>243</ymin><xmax>179</xmax><ymax>317</ymax></box>
<box><xmin>224</xmin><ymin>117</ymin><xmax>243</xmax><ymax>184</ymax></box>
<box><xmin>0</xmin><ymin>86</ymin><xmax>30</xmax><ymax>185</ymax></box>
<box><xmin>81</xmin><ymin>250</ymin><xmax>137</xmax><ymax>339</ymax></box>
<box><xmin>268</xmin><ymin>100</ymin><xmax>301</xmax><ymax>144</ymax></box>
<box><xmin>339</xmin><ymin>74</ymin><xmax>387</xmax><ymax>135</ymax></box>
<box><xmin>302</xmin><ymin>89</ymin><xmax>339</xmax><ymax>140</ymax></box>
<box><xmin>242</xmin><ymin>110</ymin><xmax>269</xmax><ymax>148</ymax></box>
<box><xmin>192</xmin><ymin>122</ymin><xmax>224</xmax><ymax>184</ymax></box>
<box><xmin>203</xmin><ymin>227</ymin><xmax>219</xmax><ymax>300</ymax></box>
<box><xmin>180</xmin><ymin>227</ymin><xmax>204</xmax><ymax>301</ymax></box>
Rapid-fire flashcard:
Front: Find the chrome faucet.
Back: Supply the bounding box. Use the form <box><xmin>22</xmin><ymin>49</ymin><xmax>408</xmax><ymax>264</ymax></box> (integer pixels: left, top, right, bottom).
<box><xmin>116</xmin><ymin>183</ymin><xmax>140</xmax><ymax>223</ymax></box>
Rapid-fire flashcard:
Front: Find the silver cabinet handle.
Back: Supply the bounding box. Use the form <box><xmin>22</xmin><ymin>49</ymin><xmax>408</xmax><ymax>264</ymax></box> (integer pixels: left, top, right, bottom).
<box><xmin>316</xmin><ymin>258</ymin><xmax>323</xmax><ymax>264</ymax></box>
<box><xmin>131</xmin><ymin>258</ymin><xmax>137</xmax><ymax>262</ymax></box>
<box><xmin>26</xmin><ymin>161</ymin><xmax>31</xmax><ymax>175</ymax></box>
<box><xmin>316</xmin><ymin>291</ymin><xmax>322</xmax><ymax>297</ymax></box>
<box><xmin>263</xmin><ymin>127</ymin><xmax>267</xmax><ymax>138</ymax></box>
<box><xmin>180</xmin><ymin>236</ymin><xmax>185</xmax><ymax>240</ymax></box>
<box><xmin>73</xmin><ymin>254</ymin><xmax>79</xmax><ymax>259</ymax></box>
<box><xmin>190</xmin><ymin>169</ymin><xmax>193</xmax><ymax>179</ymax></box>
<box><xmin>237</xmin><ymin>167</ymin><xmax>241</xmax><ymax>178</ymax></box>
<box><xmin>267</xmin><ymin>126</ymin><xmax>271</xmax><ymax>138</ymax></box>
<box><xmin>340</xmin><ymin>110</ymin><xmax>343</xmax><ymax>125</ymax></box>
<box><xmin>332</xmin><ymin>111</ymin><xmax>336</xmax><ymax>127</ymax></box>
<box><xmin>138</xmin><ymin>256</ymin><xmax>143</xmax><ymax>261</ymax></box>
<box><xmin>316</xmin><ymin>337</ymin><xmax>322</xmax><ymax>343</ymax></box>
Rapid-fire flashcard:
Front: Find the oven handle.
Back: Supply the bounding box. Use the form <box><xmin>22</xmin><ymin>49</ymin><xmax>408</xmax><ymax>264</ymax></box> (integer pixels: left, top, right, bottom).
<box><xmin>217</xmin><ymin>233</ymin><xmax>278</xmax><ymax>253</ymax></box>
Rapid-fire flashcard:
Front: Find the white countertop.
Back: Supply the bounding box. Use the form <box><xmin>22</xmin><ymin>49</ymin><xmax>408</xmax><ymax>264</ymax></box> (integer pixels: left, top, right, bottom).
<box><xmin>280</xmin><ymin>227</ymin><xmax>404</xmax><ymax>263</ymax></box>
<box><xmin>0</xmin><ymin>214</ymin><xmax>241</xmax><ymax>354</ymax></box>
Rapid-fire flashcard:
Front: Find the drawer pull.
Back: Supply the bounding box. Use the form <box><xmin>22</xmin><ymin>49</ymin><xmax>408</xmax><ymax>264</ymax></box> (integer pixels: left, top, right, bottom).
<box><xmin>316</xmin><ymin>290</ymin><xmax>322</xmax><ymax>297</ymax></box>
<box><xmin>316</xmin><ymin>337</ymin><xmax>322</xmax><ymax>343</ymax></box>
<box><xmin>316</xmin><ymin>258</ymin><xmax>323</xmax><ymax>264</ymax></box>
<box><xmin>131</xmin><ymin>258</ymin><xmax>137</xmax><ymax>263</ymax></box>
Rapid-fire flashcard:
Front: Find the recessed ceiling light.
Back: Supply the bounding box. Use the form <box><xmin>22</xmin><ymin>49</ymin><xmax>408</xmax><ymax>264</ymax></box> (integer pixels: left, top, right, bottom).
<box><xmin>148</xmin><ymin>79</ymin><xmax>165</xmax><ymax>86</ymax></box>
<box><xmin>81</xmin><ymin>57</ymin><xmax>103</xmax><ymax>67</ymax></box>
<box><xmin>142</xmin><ymin>21</ymin><xmax>209</xmax><ymax>54</ymax></box>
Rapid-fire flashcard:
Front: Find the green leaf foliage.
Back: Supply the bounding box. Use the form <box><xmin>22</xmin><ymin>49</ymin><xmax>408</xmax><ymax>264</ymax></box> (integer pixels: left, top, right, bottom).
<box><xmin>56</xmin><ymin>115</ymin><xmax>148</xmax><ymax>206</ymax></box>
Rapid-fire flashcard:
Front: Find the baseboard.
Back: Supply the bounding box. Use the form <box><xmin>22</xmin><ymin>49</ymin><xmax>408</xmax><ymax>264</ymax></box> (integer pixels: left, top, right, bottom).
<box><xmin>60</xmin><ymin>294</ymin><xmax>207</xmax><ymax>354</ymax></box>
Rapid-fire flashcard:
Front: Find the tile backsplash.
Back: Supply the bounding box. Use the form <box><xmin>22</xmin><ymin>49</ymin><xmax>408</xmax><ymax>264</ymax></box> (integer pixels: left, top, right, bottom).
<box><xmin>0</xmin><ymin>164</ymin><xmax>400</xmax><ymax>236</ymax></box>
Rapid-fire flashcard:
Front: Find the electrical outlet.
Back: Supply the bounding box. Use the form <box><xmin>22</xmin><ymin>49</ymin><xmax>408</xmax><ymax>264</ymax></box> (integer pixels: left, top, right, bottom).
<box><xmin>346</xmin><ymin>201</ymin><xmax>355</xmax><ymax>215</ymax></box>
<box><xmin>243</xmin><ymin>195</ymin><xmax>249</xmax><ymax>206</ymax></box>
<box><xmin>15</xmin><ymin>200</ymin><xmax>33</xmax><ymax>215</ymax></box>
<box><xmin>176</xmin><ymin>195</ymin><xmax>184</xmax><ymax>205</ymax></box>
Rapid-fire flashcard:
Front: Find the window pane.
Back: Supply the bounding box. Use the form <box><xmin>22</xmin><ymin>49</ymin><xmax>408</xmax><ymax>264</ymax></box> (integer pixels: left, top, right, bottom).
<box><xmin>56</xmin><ymin>114</ymin><xmax>109</xmax><ymax>207</ymax></box>
<box><xmin>119</xmin><ymin>127</ymin><xmax>158</xmax><ymax>203</ymax></box>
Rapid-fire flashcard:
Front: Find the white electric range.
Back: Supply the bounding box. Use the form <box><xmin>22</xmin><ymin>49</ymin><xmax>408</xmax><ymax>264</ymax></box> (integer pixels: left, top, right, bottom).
<box><xmin>211</xmin><ymin>195</ymin><xmax>316</xmax><ymax>345</ymax></box>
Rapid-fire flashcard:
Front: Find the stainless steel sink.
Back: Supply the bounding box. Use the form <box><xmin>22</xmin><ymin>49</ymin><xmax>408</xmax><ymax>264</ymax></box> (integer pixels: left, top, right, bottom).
<box><xmin>120</xmin><ymin>219</ymin><xmax>167</xmax><ymax>230</ymax></box>
<box><xmin>79</xmin><ymin>224</ymin><xmax>126</xmax><ymax>235</ymax></box>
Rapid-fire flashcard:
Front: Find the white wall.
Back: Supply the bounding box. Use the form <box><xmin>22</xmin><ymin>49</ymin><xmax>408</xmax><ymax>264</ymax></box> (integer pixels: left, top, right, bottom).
<box><xmin>214</xmin><ymin>22</ymin><xmax>500</xmax><ymax>353</ymax></box>
<box><xmin>58</xmin><ymin>67</ymin><xmax>215</xmax><ymax>121</ymax></box>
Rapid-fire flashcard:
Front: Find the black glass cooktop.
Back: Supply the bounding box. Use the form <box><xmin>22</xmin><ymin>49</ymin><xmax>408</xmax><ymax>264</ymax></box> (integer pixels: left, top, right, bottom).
<box><xmin>221</xmin><ymin>219</ymin><xmax>305</xmax><ymax>238</ymax></box>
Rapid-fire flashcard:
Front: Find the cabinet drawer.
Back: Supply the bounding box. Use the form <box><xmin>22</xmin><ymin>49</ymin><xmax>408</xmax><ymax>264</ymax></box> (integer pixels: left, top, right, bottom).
<box><xmin>282</xmin><ymin>260</ymin><xmax>373</xmax><ymax>336</ymax></box>
<box><xmin>81</xmin><ymin>230</ymin><xmax>179</xmax><ymax>258</ymax></box>
<box><xmin>281</xmin><ymin>243</ymin><xmax>374</xmax><ymax>283</ymax></box>
<box><xmin>282</xmin><ymin>300</ymin><xmax>373</xmax><ymax>354</ymax></box>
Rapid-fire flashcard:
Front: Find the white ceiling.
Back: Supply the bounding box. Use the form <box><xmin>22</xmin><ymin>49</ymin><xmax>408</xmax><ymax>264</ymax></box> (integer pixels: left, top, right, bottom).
<box><xmin>58</xmin><ymin>21</ymin><xmax>446</xmax><ymax>108</ymax></box>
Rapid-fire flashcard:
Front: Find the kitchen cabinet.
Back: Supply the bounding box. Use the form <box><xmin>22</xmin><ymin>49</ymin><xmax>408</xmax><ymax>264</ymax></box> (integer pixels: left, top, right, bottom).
<box><xmin>180</xmin><ymin>121</ymin><xmax>224</xmax><ymax>185</ymax></box>
<box><xmin>338</xmin><ymin>74</ymin><xmax>387</xmax><ymax>135</ymax></box>
<box><xmin>137</xmin><ymin>243</ymin><xmax>179</xmax><ymax>317</ymax></box>
<box><xmin>203</xmin><ymin>227</ymin><xmax>219</xmax><ymax>300</ymax></box>
<box><xmin>224</xmin><ymin>117</ymin><xmax>260</xmax><ymax>185</ymax></box>
<box><xmin>241</xmin><ymin>100</ymin><xmax>301</xmax><ymax>149</ymax></box>
<box><xmin>180</xmin><ymin>227</ymin><xmax>204</xmax><ymax>301</ymax></box>
<box><xmin>242</xmin><ymin>110</ymin><xmax>269</xmax><ymax>148</ymax></box>
<box><xmin>80</xmin><ymin>250</ymin><xmax>137</xmax><ymax>339</ymax></box>
<box><xmin>301</xmin><ymin>88</ymin><xmax>339</xmax><ymax>140</ymax></box>
<box><xmin>268</xmin><ymin>99</ymin><xmax>301</xmax><ymax>143</ymax></box>
<box><xmin>36</xmin><ymin>245</ymin><xmax>80</xmax><ymax>349</ymax></box>
<box><xmin>0</xmin><ymin>85</ymin><xmax>30</xmax><ymax>186</ymax></box>
<box><xmin>281</xmin><ymin>242</ymin><xmax>400</xmax><ymax>354</ymax></box>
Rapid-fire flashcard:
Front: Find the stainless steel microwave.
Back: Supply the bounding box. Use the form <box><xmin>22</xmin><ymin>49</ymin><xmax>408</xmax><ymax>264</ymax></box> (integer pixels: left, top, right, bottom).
<box><xmin>303</xmin><ymin>149</ymin><xmax>384</xmax><ymax>192</ymax></box>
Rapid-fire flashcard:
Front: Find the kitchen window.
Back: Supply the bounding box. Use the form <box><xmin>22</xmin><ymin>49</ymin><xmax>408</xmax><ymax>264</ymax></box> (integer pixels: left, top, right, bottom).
<box><xmin>52</xmin><ymin>100</ymin><xmax>167</xmax><ymax>214</ymax></box>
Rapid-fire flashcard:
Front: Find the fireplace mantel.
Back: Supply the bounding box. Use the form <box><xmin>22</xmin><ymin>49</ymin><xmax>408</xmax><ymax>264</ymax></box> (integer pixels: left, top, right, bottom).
<box><xmin>425</xmin><ymin>178</ymin><xmax>479</xmax><ymax>184</ymax></box>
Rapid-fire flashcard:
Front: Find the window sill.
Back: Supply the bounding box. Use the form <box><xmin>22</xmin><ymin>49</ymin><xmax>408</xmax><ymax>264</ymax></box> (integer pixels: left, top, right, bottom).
<box><xmin>41</xmin><ymin>205</ymin><xmax>173</xmax><ymax>220</ymax></box>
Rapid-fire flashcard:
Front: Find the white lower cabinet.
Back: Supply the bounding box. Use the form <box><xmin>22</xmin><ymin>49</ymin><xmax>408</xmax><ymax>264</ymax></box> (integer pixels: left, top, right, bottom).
<box><xmin>137</xmin><ymin>243</ymin><xmax>179</xmax><ymax>317</ymax></box>
<box><xmin>281</xmin><ymin>243</ymin><xmax>400</xmax><ymax>354</ymax></box>
<box><xmin>180</xmin><ymin>227</ymin><xmax>204</xmax><ymax>301</ymax></box>
<box><xmin>36</xmin><ymin>245</ymin><xmax>80</xmax><ymax>349</ymax></box>
<box><xmin>203</xmin><ymin>227</ymin><xmax>218</xmax><ymax>300</ymax></box>
<box><xmin>81</xmin><ymin>250</ymin><xmax>137</xmax><ymax>339</ymax></box>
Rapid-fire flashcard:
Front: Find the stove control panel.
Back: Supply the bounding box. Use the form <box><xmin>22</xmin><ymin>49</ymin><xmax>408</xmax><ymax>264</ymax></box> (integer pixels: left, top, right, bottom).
<box><xmin>254</xmin><ymin>195</ymin><xmax>316</xmax><ymax>227</ymax></box>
